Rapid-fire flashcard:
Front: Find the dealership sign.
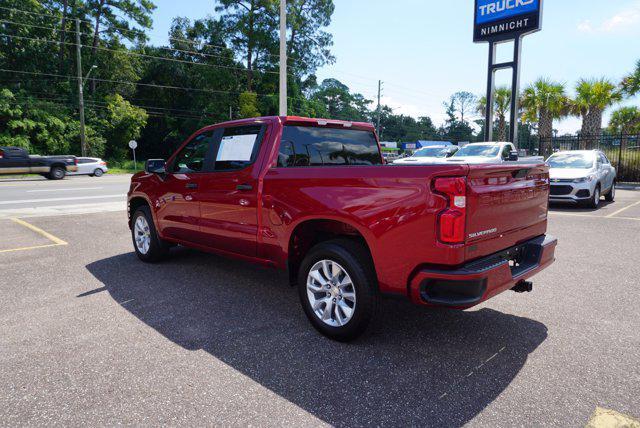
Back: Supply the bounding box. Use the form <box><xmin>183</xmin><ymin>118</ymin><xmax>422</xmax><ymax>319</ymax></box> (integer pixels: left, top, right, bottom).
<box><xmin>474</xmin><ymin>0</ymin><xmax>542</xmax><ymax>42</ymax></box>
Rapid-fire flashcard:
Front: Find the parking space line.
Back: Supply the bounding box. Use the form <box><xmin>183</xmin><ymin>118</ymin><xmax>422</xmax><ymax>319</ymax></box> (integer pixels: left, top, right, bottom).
<box><xmin>605</xmin><ymin>200</ymin><xmax>640</xmax><ymax>218</ymax></box>
<box><xmin>0</xmin><ymin>217</ymin><xmax>70</xmax><ymax>255</ymax></box>
<box><xmin>550</xmin><ymin>212</ymin><xmax>640</xmax><ymax>221</ymax></box>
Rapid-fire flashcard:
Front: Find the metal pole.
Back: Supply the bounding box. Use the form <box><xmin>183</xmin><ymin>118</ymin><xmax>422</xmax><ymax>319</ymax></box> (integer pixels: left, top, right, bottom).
<box><xmin>279</xmin><ymin>0</ymin><xmax>287</xmax><ymax>116</ymax></box>
<box><xmin>509</xmin><ymin>36</ymin><xmax>523</xmax><ymax>149</ymax></box>
<box><xmin>484</xmin><ymin>42</ymin><xmax>496</xmax><ymax>142</ymax></box>
<box><xmin>376</xmin><ymin>80</ymin><xmax>382</xmax><ymax>136</ymax></box>
<box><xmin>133</xmin><ymin>148</ymin><xmax>137</xmax><ymax>171</ymax></box>
<box><xmin>75</xmin><ymin>18</ymin><xmax>87</xmax><ymax>157</ymax></box>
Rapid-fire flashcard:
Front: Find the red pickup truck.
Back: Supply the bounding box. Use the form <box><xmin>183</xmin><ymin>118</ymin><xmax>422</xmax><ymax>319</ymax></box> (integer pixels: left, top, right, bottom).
<box><xmin>127</xmin><ymin>116</ymin><xmax>557</xmax><ymax>341</ymax></box>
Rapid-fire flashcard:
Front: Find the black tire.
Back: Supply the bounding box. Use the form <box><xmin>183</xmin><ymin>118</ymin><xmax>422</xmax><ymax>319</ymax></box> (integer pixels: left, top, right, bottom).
<box><xmin>587</xmin><ymin>184</ymin><xmax>601</xmax><ymax>209</ymax></box>
<box><xmin>131</xmin><ymin>206</ymin><xmax>170</xmax><ymax>262</ymax></box>
<box><xmin>93</xmin><ymin>168</ymin><xmax>104</xmax><ymax>177</ymax></box>
<box><xmin>297</xmin><ymin>239</ymin><xmax>378</xmax><ymax>342</ymax></box>
<box><xmin>48</xmin><ymin>166</ymin><xmax>66</xmax><ymax>180</ymax></box>
<box><xmin>604</xmin><ymin>181</ymin><xmax>615</xmax><ymax>202</ymax></box>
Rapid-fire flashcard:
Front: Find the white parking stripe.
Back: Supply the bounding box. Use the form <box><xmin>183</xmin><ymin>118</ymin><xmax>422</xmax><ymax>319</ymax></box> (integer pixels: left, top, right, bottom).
<box><xmin>605</xmin><ymin>200</ymin><xmax>640</xmax><ymax>218</ymax></box>
<box><xmin>26</xmin><ymin>187</ymin><xmax>104</xmax><ymax>193</ymax></box>
<box><xmin>0</xmin><ymin>194</ymin><xmax>125</xmax><ymax>205</ymax></box>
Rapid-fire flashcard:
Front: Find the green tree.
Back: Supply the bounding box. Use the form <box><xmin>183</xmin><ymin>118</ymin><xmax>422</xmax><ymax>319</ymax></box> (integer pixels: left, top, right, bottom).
<box><xmin>609</xmin><ymin>106</ymin><xmax>640</xmax><ymax>149</ymax></box>
<box><xmin>477</xmin><ymin>86</ymin><xmax>511</xmax><ymax>141</ymax></box>
<box><xmin>239</xmin><ymin>91</ymin><xmax>260</xmax><ymax>118</ymax></box>
<box><xmin>521</xmin><ymin>78</ymin><xmax>570</xmax><ymax>155</ymax></box>
<box><xmin>215</xmin><ymin>0</ymin><xmax>278</xmax><ymax>92</ymax></box>
<box><xmin>286</xmin><ymin>0</ymin><xmax>335</xmax><ymax>76</ymax></box>
<box><xmin>622</xmin><ymin>59</ymin><xmax>640</xmax><ymax>97</ymax></box>
<box><xmin>449</xmin><ymin>91</ymin><xmax>477</xmax><ymax>124</ymax></box>
<box><xmin>97</xmin><ymin>94</ymin><xmax>148</xmax><ymax>159</ymax></box>
<box><xmin>572</xmin><ymin>78</ymin><xmax>621</xmax><ymax>145</ymax></box>
<box><xmin>310</xmin><ymin>79</ymin><xmax>371</xmax><ymax>121</ymax></box>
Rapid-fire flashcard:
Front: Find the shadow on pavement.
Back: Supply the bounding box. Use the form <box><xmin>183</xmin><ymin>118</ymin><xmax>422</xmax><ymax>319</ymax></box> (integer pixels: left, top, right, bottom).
<box><xmin>86</xmin><ymin>249</ymin><xmax>547</xmax><ymax>427</ymax></box>
<box><xmin>549</xmin><ymin>200</ymin><xmax>614</xmax><ymax>213</ymax></box>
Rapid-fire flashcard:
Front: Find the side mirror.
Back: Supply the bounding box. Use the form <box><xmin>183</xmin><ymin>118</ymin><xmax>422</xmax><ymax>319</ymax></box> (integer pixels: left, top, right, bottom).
<box><xmin>508</xmin><ymin>151</ymin><xmax>519</xmax><ymax>161</ymax></box>
<box><xmin>145</xmin><ymin>159</ymin><xmax>166</xmax><ymax>174</ymax></box>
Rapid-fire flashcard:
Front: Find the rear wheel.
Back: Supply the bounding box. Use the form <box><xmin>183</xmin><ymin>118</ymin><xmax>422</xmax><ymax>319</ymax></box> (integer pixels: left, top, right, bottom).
<box><xmin>604</xmin><ymin>181</ymin><xmax>615</xmax><ymax>202</ymax></box>
<box><xmin>48</xmin><ymin>166</ymin><xmax>65</xmax><ymax>180</ymax></box>
<box><xmin>93</xmin><ymin>168</ymin><xmax>104</xmax><ymax>177</ymax></box>
<box><xmin>298</xmin><ymin>239</ymin><xmax>378</xmax><ymax>342</ymax></box>
<box><xmin>587</xmin><ymin>184</ymin><xmax>601</xmax><ymax>209</ymax></box>
<box><xmin>131</xmin><ymin>206</ymin><xmax>170</xmax><ymax>262</ymax></box>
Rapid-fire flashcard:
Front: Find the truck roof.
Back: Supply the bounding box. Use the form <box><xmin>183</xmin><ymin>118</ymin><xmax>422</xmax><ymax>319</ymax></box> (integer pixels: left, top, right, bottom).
<box><xmin>195</xmin><ymin>116</ymin><xmax>376</xmax><ymax>133</ymax></box>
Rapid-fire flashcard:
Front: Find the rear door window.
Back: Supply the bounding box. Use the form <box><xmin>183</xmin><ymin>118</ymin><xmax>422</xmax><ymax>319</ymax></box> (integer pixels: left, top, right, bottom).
<box><xmin>214</xmin><ymin>125</ymin><xmax>264</xmax><ymax>171</ymax></box>
<box><xmin>277</xmin><ymin>126</ymin><xmax>382</xmax><ymax>167</ymax></box>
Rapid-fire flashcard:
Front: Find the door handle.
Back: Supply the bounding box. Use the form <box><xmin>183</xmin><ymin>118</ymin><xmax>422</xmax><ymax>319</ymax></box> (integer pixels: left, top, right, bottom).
<box><xmin>186</xmin><ymin>182</ymin><xmax>198</xmax><ymax>189</ymax></box>
<box><xmin>236</xmin><ymin>184</ymin><xmax>253</xmax><ymax>191</ymax></box>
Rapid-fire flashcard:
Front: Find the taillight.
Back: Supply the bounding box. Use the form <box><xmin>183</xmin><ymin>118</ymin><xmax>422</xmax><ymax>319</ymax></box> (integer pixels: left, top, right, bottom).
<box><xmin>434</xmin><ymin>177</ymin><xmax>467</xmax><ymax>244</ymax></box>
<box><xmin>74</xmin><ymin>158</ymin><xmax>78</xmax><ymax>165</ymax></box>
<box><xmin>100</xmin><ymin>161</ymin><xmax>107</xmax><ymax>166</ymax></box>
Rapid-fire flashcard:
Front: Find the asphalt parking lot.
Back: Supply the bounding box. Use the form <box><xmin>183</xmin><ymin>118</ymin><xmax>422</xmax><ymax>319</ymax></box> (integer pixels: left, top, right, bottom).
<box><xmin>1</xmin><ymin>182</ymin><xmax>639</xmax><ymax>426</ymax></box>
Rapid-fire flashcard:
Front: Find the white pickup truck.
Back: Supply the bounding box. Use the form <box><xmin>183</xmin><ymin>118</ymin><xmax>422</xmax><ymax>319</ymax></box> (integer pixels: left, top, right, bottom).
<box><xmin>443</xmin><ymin>142</ymin><xmax>543</xmax><ymax>165</ymax></box>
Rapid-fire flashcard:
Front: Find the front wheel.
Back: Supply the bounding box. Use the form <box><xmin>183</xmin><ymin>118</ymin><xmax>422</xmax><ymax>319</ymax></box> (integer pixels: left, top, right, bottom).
<box><xmin>131</xmin><ymin>206</ymin><xmax>170</xmax><ymax>262</ymax></box>
<box><xmin>587</xmin><ymin>185</ymin><xmax>601</xmax><ymax>209</ymax></box>
<box><xmin>298</xmin><ymin>239</ymin><xmax>378</xmax><ymax>342</ymax></box>
<box><xmin>604</xmin><ymin>182</ymin><xmax>615</xmax><ymax>202</ymax></box>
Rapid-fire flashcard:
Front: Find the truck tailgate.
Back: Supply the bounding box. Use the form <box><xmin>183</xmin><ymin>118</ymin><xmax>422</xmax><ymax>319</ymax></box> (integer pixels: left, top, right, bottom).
<box><xmin>464</xmin><ymin>163</ymin><xmax>550</xmax><ymax>261</ymax></box>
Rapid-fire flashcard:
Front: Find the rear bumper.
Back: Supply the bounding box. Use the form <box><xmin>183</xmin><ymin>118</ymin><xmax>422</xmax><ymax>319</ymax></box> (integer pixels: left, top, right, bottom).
<box><xmin>409</xmin><ymin>235</ymin><xmax>557</xmax><ymax>308</ymax></box>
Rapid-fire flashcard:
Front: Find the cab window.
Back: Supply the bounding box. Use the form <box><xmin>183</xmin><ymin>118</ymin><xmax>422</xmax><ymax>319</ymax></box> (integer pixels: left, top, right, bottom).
<box><xmin>171</xmin><ymin>132</ymin><xmax>214</xmax><ymax>173</ymax></box>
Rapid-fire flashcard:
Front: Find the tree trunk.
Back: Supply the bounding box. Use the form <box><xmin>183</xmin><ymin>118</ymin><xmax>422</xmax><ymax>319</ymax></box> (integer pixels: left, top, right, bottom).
<box><xmin>90</xmin><ymin>0</ymin><xmax>106</xmax><ymax>94</ymax></box>
<box><xmin>497</xmin><ymin>115</ymin><xmax>506</xmax><ymax>141</ymax></box>
<box><xmin>57</xmin><ymin>0</ymin><xmax>68</xmax><ymax>75</ymax></box>
<box><xmin>539</xmin><ymin>110</ymin><xmax>553</xmax><ymax>157</ymax></box>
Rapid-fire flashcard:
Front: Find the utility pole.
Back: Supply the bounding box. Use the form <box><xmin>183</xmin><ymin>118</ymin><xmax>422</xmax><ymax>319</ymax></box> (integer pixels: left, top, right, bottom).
<box><xmin>376</xmin><ymin>80</ymin><xmax>382</xmax><ymax>136</ymax></box>
<box><xmin>279</xmin><ymin>0</ymin><xmax>287</xmax><ymax>116</ymax></box>
<box><xmin>75</xmin><ymin>18</ymin><xmax>87</xmax><ymax>157</ymax></box>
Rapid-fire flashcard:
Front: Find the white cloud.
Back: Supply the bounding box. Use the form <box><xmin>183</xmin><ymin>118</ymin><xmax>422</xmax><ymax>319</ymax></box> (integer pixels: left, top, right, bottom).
<box><xmin>577</xmin><ymin>1</ymin><xmax>640</xmax><ymax>33</ymax></box>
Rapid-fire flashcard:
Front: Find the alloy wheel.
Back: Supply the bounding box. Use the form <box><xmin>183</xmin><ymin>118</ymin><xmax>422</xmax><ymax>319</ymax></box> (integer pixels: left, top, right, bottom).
<box><xmin>134</xmin><ymin>216</ymin><xmax>151</xmax><ymax>255</ymax></box>
<box><xmin>306</xmin><ymin>259</ymin><xmax>357</xmax><ymax>327</ymax></box>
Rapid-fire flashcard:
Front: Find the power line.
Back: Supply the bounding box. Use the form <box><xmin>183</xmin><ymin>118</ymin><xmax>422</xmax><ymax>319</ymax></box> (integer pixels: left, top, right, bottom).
<box><xmin>0</xmin><ymin>5</ymin><xmax>305</xmax><ymax>67</ymax></box>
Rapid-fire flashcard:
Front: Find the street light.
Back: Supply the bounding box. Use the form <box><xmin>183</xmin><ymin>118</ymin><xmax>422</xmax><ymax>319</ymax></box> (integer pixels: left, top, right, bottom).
<box><xmin>83</xmin><ymin>65</ymin><xmax>98</xmax><ymax>87</ymax></box>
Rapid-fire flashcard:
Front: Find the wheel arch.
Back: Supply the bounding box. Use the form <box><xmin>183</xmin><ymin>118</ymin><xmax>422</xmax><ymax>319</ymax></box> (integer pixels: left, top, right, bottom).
<box><xmin>286</xmin><ymin>217</ymin><xmax>377</xmax><ymax>287</ymax></box>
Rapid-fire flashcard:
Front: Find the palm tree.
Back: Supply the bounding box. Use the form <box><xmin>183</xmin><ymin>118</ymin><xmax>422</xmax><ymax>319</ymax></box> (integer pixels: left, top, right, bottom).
<box><xmin>521</xmin><ymin>78</ymin><xmax>570</xmax><ymax>156</ymax></box>
<box><xmin>477</xmin><ymin>87</ymin><xmax>511</xmax><ymax>141</ymax></box>
<box><xmin>572</xmin><ymin>78</ymin><xmax>621</xmax><ymax>147</ymax></box>
<box><xmin>622</xmin><ymin>59</ymin><xmax>640</xmax><ymax>97</ymax></box>
<box><xmin>609</xmin><ymin>106</ymin><xmax>640</xmax><ymax>149</ymax></box>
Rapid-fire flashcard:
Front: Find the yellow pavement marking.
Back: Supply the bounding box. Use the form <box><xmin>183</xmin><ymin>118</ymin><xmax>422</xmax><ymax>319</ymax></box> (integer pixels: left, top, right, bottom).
<box><xmin>0</xmin><ymin>218</ymin><xmax>68</xmax><ymax>254</ymax></box>
<box><xmin>605</xmin><ymin>200</ymin><xmax>640</xmax><ymax>218</ymax></box>
<box><xmin>586</xmin><ymin>406</ymin><xmax>640</xmax><ymax>428</ymax></box>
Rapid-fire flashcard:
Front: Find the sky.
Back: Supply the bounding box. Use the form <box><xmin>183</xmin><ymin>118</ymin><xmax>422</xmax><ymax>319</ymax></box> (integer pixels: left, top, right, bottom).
<box><xmin>146</xmin><ymin>0</ymin><xmax>640</xmax><ymax>134</ymax></box>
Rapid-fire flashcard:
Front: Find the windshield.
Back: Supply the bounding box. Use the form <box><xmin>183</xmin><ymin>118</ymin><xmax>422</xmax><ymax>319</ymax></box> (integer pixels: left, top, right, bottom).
<box><xmin>412</xmin><ymin>147</ymin><xmax>449</xmax><ymax>158</ymax></box>
<box><xmin>453</xmin><ymin>145</ymin><xmax>500</xmax><ymax>158</ymax></box>
<box><xmin>548</xmin><ymin>153</ymin><xmax>594</xmax><ymax>169</ymax></box>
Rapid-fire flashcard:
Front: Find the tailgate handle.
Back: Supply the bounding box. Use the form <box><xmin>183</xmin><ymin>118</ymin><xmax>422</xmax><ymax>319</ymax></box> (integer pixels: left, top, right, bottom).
<box><xmin>186</xmin><ymin>182</ymin><xmax>198</xmax><ymax>189</ymax></box>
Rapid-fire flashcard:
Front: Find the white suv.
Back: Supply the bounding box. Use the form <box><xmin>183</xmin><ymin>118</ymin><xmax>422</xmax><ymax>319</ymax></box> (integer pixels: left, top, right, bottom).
<box><xmin>547</xmin><ymin>150</ymin><xmax>616</xmax><ymax>208</ymax></box>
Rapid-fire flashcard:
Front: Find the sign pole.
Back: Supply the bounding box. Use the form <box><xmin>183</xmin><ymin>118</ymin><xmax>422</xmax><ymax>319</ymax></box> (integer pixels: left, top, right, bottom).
<box><xmin>484</xmin><ymin>41</ymin><xmax>496</xmax><ymax>142</ymax></box>
<box><xmin>509</xmin><ymin>35</ymin><xmax>523</xmax><ymax>148</ymax></box>
<box><xmin>279</xmin><ymin>0</ymin><xmax>287</xmax><ymax>116</ymax></box>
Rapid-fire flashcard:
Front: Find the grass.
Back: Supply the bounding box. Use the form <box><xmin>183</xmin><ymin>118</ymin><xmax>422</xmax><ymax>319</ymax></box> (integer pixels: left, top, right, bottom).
<box><xmin>106</xmin><ymin>159</ymin><xmax>144</xmax><ymax>174</ymax></box>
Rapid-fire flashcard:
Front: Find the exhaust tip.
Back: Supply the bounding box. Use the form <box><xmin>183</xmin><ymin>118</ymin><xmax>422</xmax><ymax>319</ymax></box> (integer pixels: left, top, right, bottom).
<box><xmin>511</xmin><ymin>280</ymin><xmax>533</xmax><ymax>293</ymax></box>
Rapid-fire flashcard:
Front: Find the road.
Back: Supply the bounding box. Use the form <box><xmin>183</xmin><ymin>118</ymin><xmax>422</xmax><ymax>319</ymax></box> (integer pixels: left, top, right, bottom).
<box><xmin>0</xmin><ymin>178</ymin><xmax>639</xmax><ymax>426</ymax></box>
<box><xmin>0</xmin><ymin>174</ymin><xmax>130</xmax><ymax>218</ymax></box>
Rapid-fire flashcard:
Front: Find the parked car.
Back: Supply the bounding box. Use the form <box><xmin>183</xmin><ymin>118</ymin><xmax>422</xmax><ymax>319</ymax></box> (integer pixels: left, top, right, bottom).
<box><xmin>392</xmin><ymin>145</ymin><xmax>458</xmax><ymax>165</ymax></box>
<box><xmin>127</xmin><ymin>116</ymin><xmax>557</xmax><ymax>341</ymax></box>
<box><xmin>0</xmin><ymin>146</ymin><xmax>78</xmax><ymax>179</ymax></box>
<box><xmin>547</xmin><ymin>150</ymin><xmax>616</xmax><ymax>208</ymax></box>
<box><xmin>68</xmin><ymin>157</ymin><xmax>109</xmax><ymax>177</ymax></box>
<box><xmin>444</xmin><ymin>142</ymin><xmax>543</xmax><ymax>164</ymax></box>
